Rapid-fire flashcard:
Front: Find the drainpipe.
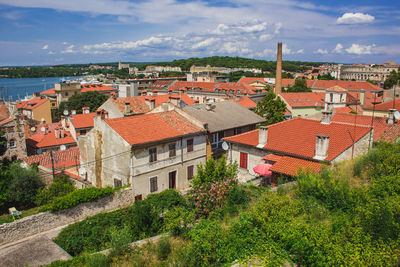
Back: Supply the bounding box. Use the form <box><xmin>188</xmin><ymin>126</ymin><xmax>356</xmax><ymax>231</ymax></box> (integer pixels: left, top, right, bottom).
<box><xmin>181</xmin><ymin>137</ymin><xmax>184</xmax><ymax>164</ymax></box>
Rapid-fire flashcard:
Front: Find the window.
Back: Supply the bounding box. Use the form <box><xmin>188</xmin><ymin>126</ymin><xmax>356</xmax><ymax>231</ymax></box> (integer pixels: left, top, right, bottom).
<box><xmin>150</xmin><ymin>177</ymin><xmax>158</xmax><ymax>192</ymax></box>
<box><xmin>135</xmin><ymin>195</ymin><xmax>143</xmax><ymax>201</ymax></box>
<box><xmin>9</xmin><ymin>139</ymin><xmax>16</xmax><ymax>148</ymax></box>
<box><xmin>234</xmin><ymin>127</ymin><xmax>242</xmax><ymax>135</ymax></box>
<box><xmin>169</xmin><ymin>143</ymin><xmax>176</xmax><ymax>157</ymax></box>
<box><xmin>187</xmin><ymin>165</ymin><xmax>194</xmax><ymax>180</ymax></box>
<box><xmin>79</xmin><ymin>129</ymin><xmax>86</xmax><ymax>135</ymax></box>
<box><xmin>149</xmin><ymin>147</ymin><xmax>157</xmax><ymax>162</ymax></box>
<box><xmin>65</xmin><ymin>92</ymin><xmax>69</xmax><ymax>97</ymax></box>
<box><xmin>114</xmin><ymin>179</ymin><xmax>122</xmax><ymax>187</ymax></box>
<box><xmin>240</xmin><ymin>152</ymin><xmax>248</xmax><ymax>169</ymax></box>
<box><xmin>187</xmin><ymin>139</ymin><xmax>194</xmax><ymax>152</ymax></box>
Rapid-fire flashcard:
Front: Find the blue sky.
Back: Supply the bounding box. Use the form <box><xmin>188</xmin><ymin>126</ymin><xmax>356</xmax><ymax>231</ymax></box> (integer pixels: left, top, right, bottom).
<box><xmin>0</xmin><ymin>0</ymin><xmax>399</xmax><ymax>66</ymax></box>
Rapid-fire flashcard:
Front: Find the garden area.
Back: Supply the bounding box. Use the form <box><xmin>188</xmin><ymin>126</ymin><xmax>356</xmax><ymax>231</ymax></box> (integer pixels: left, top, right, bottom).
<box><xmin>48</xmin><ymin>142</ymin><xmax>400</xmax><ymax>266</ymax></box>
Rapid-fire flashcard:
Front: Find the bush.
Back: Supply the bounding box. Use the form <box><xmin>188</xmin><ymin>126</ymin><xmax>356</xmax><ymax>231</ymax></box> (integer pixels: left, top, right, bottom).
<box><xmin>145</xmin><ymin>189</ymin><xmax>186</xmax><ymax>214</ymax></box>
<box><xmin>163</xmin><ymin>206</ymin><xmax>195</xmax><ymax>236</ymax></box>
<box><xmin>6</xmin><ymin>163</ymin><xmax>44</xmax><ymax>210</ymax></box>
<box><xmin>35</xmin><ymin>175</ymin><xmax>75</xmax><ymax>206</ymax></box>
<box><xmin>43</xmin><ymin>186</ymin><xmax>113</xmax><ymax>213</ymax></box>
<box><xmin>156</xmin><ymin>236</ymin><xmax>172</xmax><ymax>260</ymax></box>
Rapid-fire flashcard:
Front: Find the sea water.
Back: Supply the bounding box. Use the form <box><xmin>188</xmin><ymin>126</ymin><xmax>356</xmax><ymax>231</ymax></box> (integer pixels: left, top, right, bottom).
<box><xmin>0</xmin><ymin>77</ymin><xmax>81</xmax><ymax>101</ymax></box>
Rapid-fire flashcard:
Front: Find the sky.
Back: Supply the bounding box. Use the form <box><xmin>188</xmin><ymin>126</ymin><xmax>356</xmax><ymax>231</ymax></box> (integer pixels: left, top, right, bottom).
<box><xmin>0</xmin><ymin>0</ymin><xmax>400</xmax><ymax>66</ymax></box>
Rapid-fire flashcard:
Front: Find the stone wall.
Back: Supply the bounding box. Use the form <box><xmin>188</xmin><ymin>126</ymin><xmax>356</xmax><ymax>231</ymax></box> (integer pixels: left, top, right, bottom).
<box><xmin>0</xmin><ymin>187</ymin><xmax>135</xmax><ymax>246</ymax></box>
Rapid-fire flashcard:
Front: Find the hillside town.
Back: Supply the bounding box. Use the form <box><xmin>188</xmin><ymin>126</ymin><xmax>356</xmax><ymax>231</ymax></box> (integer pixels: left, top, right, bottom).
<box><xmin>1</xmin><ymin>40</ymin><xmax>400</xmax><ymax>265</ymax></box>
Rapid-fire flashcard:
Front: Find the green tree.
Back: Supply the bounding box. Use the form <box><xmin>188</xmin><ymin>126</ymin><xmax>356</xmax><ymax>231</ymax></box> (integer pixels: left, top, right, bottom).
<box><xmin>6</xmin><ymin>163</ymin><xmax>44</xmax><ymax>210</ymax></box>
<box><xmin>192</xmin><ymin>155</ymin><xmax>238</xmax><ymax>186</ymax></box>
<box><xmin>56</xmin><ymin>91</ymin><xmax>108</xmax><ymax>121</ymax></box>
<box><xmin>254</xmin><ymin>92</ymin><xmax>287</xmax><ymax>125</ymax></box>
<box><xmin>286</xmin><ymin>78</ymin><xmax>312</xmax><ymax>92</ymax></box>
<box><xmin>383</xmin><ymin>70</ymin><xmax>398</xmax><ymax>89</ymax></box>
<box><xmin>0</xmin><ymin>131</ymin><xmax>6</xmax><ymax>156</ymax></box>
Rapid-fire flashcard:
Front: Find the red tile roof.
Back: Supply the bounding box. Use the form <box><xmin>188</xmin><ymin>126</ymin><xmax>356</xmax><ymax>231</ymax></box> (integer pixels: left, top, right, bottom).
<box><xmin>269</xmin><ymin>156</ymin><xmax>322</xmax><ymax>176</ymax></box>
<box><xmin>262</xmin><ymin>153</ymin><xmax>282</xmax><ymax>162</ymax></box>
<box><xmin>168</xmin><ymin>81</ymin><xmax>257</xmax><ymax>95</ymax></box>
<box><xmin>239</xmin><ymin>77</ymin><xmax>383</xmax><ymax>92</ymax></box>
<box><xmin>17</xmin><ymin>97</ymin><xmax>49</xmax><ymax>110</ymax></box>
<box><xmin>27</xmin><ymin>130</ymin><xmax>76</xmax><ymax>148</ymax></box>
<box><xmin>363</xmin><ymin>99</ymin><xmax>400</xmax><ymax>111</ymax></box>
<box><xmin>234</xmin><ymin>96</ymin><xmax>257</xmax><ymax>108</ymax></box>
<box><xmin>69</xmin><ymin>112</ymin><xmax>96</xmax><ymax>129</ymax></box>
<box><xmin>80</xmin><ymin>84</ymin><xmax>117</xmax><ymax>93</ymax></box>
<box><xmin>41</xmin><ymin>88</ymin><xmax>56</xmax><ymax>96</ymax></box>
<box><xmin>335</xmin><ymin>107</ymin><xmax>353</xmax><ymax>113</ymax></box>
<box><xmin>223</xmin><ymin>117</ymin><xmax>371</xmax><ymax>162</ymax></box>
<box><xmin>0</xmin><ymin>117</ymin><xmax>14</xmax><ymax>126</ymax></box>
<box><xmin>41</xmin><ymin>84</ymin><xmax>116</xmax><ymax>96</ymax></box>
<box><xmin>111</xmin><ymin>94</ymin><xmax>195</xmax><ymax>114</ymax></box>
<box><xmin>332</xmin><ymin>112</ymin><xmax>399</xmax><ymax>142</ymax></box>
<box><xmin>104</xmin><ymin>110</ymin><xmax>205</xmax><ymax>146</ymax></box>
<box><xmin>148</xmin><ymin>80</ymin><xmax>176</xmax><ymax>90</ymax></box>
<box><xmin>23</xmin><ymin>147</ymin><xmax>80</xmax><ymax>170</ymax></box>
<box><xmin>279</xmin><ymin>92</ymin><xmax>324</xmax><ymax>108</ymax></box>
<box><xmin>237</xmin><ymin>77</ymin><xmax>270</xmax><ymax>85</ymax></box>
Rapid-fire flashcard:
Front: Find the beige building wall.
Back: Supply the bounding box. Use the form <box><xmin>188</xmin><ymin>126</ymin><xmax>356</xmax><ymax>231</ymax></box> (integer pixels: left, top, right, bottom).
<box><xmin>333</xmin><ymin>130</ymin><xmax>372</xmax><ymax>162</ymax></box>
<box><xmin>98</xmin><ymin>98</ymin><xmax>125</xmax><ymax>119</ymax></box>
<box><xmin>32</xmin><ymin>100</ymin><xmax>52</xmax><ymax>123</ymax></box>
<box><xmin>362</xmin><ymin>109</ymin><xmax>390</xmax><ymax>118</ymax></box>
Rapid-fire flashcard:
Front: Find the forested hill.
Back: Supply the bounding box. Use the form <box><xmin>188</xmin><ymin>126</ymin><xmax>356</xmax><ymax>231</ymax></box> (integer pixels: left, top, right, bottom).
<box><xmin>150</xmin><ymin>56</ymin><xmax>326</xmax><ymax>72</ymax></box>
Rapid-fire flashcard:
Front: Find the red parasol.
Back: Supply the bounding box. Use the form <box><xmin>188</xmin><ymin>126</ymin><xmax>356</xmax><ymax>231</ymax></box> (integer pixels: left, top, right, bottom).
<box><xmin>253</xmin><ymin>163</ymin><xmax>273</xmax><ymax>175</ymax></box>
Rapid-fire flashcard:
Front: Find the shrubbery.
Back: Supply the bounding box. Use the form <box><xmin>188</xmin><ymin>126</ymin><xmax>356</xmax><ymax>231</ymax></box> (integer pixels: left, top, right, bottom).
<box><xmin>43</xmin><ymin>186</ymin><xmax>113</xmax><ymax>213</ymax></box>
<box><xmin>35</xmin><ymin>175</ymin><xmax>75</xmax><ymax>206</ymax></box>
<box><xmin>55</xmin><ymin>189</ymin><xmax>186</xmax><ymax>256</ymax></box>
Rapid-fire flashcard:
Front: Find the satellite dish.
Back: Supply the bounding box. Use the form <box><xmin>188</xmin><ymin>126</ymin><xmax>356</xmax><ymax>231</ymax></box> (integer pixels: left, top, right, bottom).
<box><xmin>40</xmin><ymin>127</ymin><xmax>46</xmax><ymax>132</ymax></box>
<box><xmin>394</xmin><ymin>111</ymin><xmax>400</xmax><ymax>120</ymax></box>
<box><xmin>30</xmin><ymin>127</ymin><xmax>36</xmax><ymax>132</ymax></box>
<box><xmin>79</xmin><ymin>167</ymin><xmax>86</xmax><ymax>176</ymax></box>
<box><xmin>41</xmin><ymin>118</ymin><xmax>45</xmax><ymax>122</ymax></box>
<box><xmin>63</xmin><ymin>110</ymin><xmax>69</xmax><ymax>116</ymax></box>
<box><xmin>60</xmin><ymin>145</ymin><xmax>66</xmax><ymax>151</ymax></box>
<box><xmin>222</xmin><ymin>141</ymin><xmax>229</xmax><ymax>151</ymax></box>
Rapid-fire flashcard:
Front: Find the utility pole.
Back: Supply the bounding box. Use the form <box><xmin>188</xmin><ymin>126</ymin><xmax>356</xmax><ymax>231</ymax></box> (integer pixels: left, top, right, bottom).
<box><xmin>50</xmin><ymin>150</ymin><xmax>56</xmax><ymax>180</ymax></box>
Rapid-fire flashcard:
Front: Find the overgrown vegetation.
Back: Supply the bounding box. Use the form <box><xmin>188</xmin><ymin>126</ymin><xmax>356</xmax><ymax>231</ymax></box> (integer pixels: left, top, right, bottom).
<box><xmin>50</xmin><ymin>144</ymin><xmax>400</xmax><ymax>266</ymax></box>
<box><xmin>254</xmin><ymin>91</ymin><xmax>287</xmax><ymax>125</ymax></box>
<box><xmin>42</xmin><ymin>186</ymin><xmax>113</xmax><ymax>213</ymax></box>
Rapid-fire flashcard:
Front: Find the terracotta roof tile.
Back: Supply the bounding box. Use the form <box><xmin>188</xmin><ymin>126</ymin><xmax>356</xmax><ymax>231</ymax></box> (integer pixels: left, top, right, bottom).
<box><xmin>69</xmin><ymin>112</ymin><xmax>96</xmax><ymax>129</ymax></box>
<box><xmin>0</xmin><ymin>104</ymin><xmax>10</xmax><ymax>121</ymax></box>
<box><xmin>234</xmin><ymin>96</ymin><xmax>257</xmax><ymax>108</ymax></box>
<box><xmin>332</xmin><ymin>112</ymin><xmax>399</xmax><ymax>141</ymax></box>
<box><xmin>17</xmin><ymin>97</ymin><xmax>49</xmax><ymax>110</ymax></box>
<box><xmin>168</xmin><ymin>81</ymin><xmax>257</xmax><ymax>95</ymax></box>
<box><xmin>269</xmin><ymin>156</ymin><xmax>322</xmax><ymax>176</ymax></box>
<box><xmin>27</xmin><ymin>130</ymin><xmax>76</xmax><ymax>148</ymax></box>
<box><xmin>279</xmin><ymin>92</ymin><xmax>324</xmax><ymax>108</ymax></box>
<box><xmin>23</xmin><ymin>147</ymin><xmax>80</xmax><ymax>170</ymax></box>
<box><xmin>0</xmin><ymin>117</ymin><xmax>14</xmax><ymax>126</ymax></box>
<box><xmin>223</xmin><ymin>117</ymin><xmax>371</xmax><ymax>162</ymax></box>
<box><xmin>262</xmin><ymin>153</ymin><xmax>282</xmax><ymax>162</ymax></box>
<box><xmin>80</xmin><ymin>84</ymin><xmax>117</xmax><ymax>93</ymax></box>
<box><xmin>104</xmin><ymin>110</ymin><xmax>205</xmax><ymax>146</ymax></box>
<box><xmin>363</xmin><ymin>99</ymin><xmax>400</xmax><ymax>111</ymax></box>
<box><xmin>40</xmin><ymin>88</ymin><xmax>56</xmax><ymax>96</ymax></box>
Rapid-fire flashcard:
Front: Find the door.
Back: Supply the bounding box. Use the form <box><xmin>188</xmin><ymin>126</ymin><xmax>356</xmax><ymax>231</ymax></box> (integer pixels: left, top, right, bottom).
<box><xmin>169</xmin><ymin>171</ymin><xmax>177</xmax><ymax>189</ymax></box>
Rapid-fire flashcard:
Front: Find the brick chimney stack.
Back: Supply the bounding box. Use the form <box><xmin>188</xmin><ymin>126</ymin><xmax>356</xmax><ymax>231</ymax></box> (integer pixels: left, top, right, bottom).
<box><xmin>275</xmin><ymin>42</ymin><xmax>282</xmax><ymax>95</ymax></box>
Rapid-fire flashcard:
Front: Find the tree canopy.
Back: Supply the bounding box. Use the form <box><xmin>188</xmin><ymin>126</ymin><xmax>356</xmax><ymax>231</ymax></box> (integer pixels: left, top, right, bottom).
<box><xmin>254</xmin><ymin>92</ymin><xmax>287</xmax><ymax>125</ymax></box>
<box><xmin>384</xmin><ymin>70</ymin><xmax>399</xmax><ymax>89</ymax></box>
<box><xmin>285</xmin><ymin>78</ymin><xmax>312</xmax><ymax>92</ymax></box>
<box><xmin>56</xmin><ymin>91</ymin><xmax>108</xmax><ymax>121</ymax></box>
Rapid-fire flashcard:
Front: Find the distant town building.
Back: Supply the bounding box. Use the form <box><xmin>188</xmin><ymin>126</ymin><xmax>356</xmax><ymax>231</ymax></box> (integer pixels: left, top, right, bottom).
<box><xmin>17</xmin><ymin>97</ymin><xmax>52</xmax><ymax>124</ymax></box>
<box><xmin>145</xmin><ymin>65</ymin><xmax>182</xmax><ymax>72</ymax></box>
<box><xmin>190</xmin><ymin>65</ymin><xmax>262</xmax><ymax>74</ymax></box>
<box><xmin>118</xmin><ymin>62</ymin><xmax>130</xmax><ymax>70</ymax></box>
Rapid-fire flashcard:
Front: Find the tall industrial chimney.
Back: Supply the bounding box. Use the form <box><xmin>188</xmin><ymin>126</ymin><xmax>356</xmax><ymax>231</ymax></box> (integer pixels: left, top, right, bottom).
<box><xmin>275</xmin><ymin>42</ymin><xmax>282</xmax><ymax>95</ymax></box>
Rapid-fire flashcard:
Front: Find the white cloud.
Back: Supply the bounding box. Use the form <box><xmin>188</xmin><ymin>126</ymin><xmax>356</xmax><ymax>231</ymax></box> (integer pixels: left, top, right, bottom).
<box><xmin>48</xmin><ymin>51</ymin><xmax>55</xmax><ymax>55</ymax></box>
<box><xmin>42</xmin><ymin>44</ymin><xmax>48</xmax><ymax>50</ymax></box>
<box><xmin>337</xmin><ymin>12</ymin><xmax>375</xmax><ymax>25</ymax></box>
<box><xmin>282</xmin><ymin>44</ymin><xmax>292</xmax><ymax>55</ymax></box>
<box><xmin>62</xmin><ymin>45</ymin><xmax>75</xmax><ymax>54</ymax></box>
<box><xmin>297</xmin><ymin>49</ymin><xmax>304</xmax><ymax>54</ymax></box>
<box><xmin>259</xmin><ymin>34</ymin><xmax>272</xmax><ymax>41</ymax></box>
<box><xmin>345</xmin><ymin>43</ymin><xmax>375</xmax><ymax>55</ymax></box>
<box><xmin>314</xmin><ymin>48</ymin><xmax>328</xmax><ymax>54</ymax></box>
<box><xmin>333</xmin><ymin>43</ymin><xmax>343</xmax><ymax>53</ymax></box>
